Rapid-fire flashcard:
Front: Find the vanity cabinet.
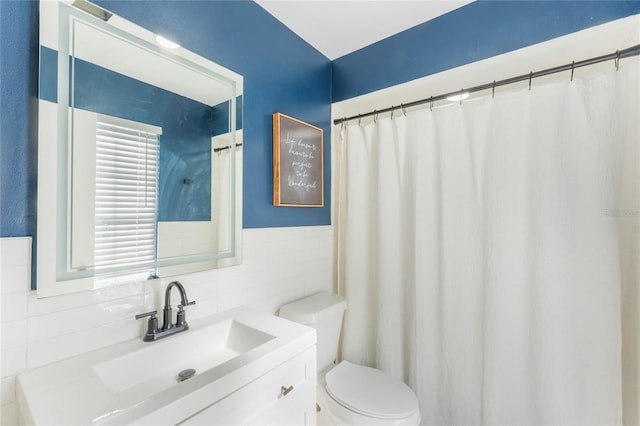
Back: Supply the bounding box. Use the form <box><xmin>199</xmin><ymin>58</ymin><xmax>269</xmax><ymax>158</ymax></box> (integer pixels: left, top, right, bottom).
<box><xmin>17</xmin><ymin>307</ymin><xmax>317</xmax><ymax>426</ymax></box>
<box><xmin>181</xmin><ymin>346</ymin><xmax>316</xmax><ymax>425</ymax></box>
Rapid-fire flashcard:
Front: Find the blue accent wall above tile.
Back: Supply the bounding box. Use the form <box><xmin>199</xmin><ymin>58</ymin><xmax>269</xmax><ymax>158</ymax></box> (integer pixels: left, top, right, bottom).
<box><xmin>40</xmin><ymin>47</ymin><xmax>220</xmax><ymax>222</ymax></box>
<box><xmin>2</xmin><ymin>0</ymin><xmax>639</xmax><ymax>244</ymax></box>
<box><xmin>92</xmin><ymin>0</ymin><xmax>333</xmax><ymax>229</ymax></box>
<box><xmin>0</xmin><ymin>0</ymin><xmax>39</xmax><ymax>238</ymax></box>
<box><xmin>332</xmin><ymin>1</ymin><xmax>640</xmax><ymax>102</ymax></box>
<box><xmin>1</xmin><ymin>0</ymin><xmax>332</xmax><ymax>241</ymax></box>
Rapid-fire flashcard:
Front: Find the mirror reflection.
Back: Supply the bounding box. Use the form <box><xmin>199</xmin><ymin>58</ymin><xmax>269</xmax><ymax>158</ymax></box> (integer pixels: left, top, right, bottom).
<box><xmin>37</xmin><ymin>0</ymin><xmax>243</xmax><ymax>296</ymax></box>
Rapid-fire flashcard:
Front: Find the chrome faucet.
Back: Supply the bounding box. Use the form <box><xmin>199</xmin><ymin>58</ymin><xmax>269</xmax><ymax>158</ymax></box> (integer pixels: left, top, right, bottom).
<box><xmin>135</xmin><ymin>281</ymin><xmax>196</xmax><ymax>342</ymax></box>
<box><xmin>162</xmin><ymin>281</ymin><xmax>195</xmax><ymax>330</ymax></box>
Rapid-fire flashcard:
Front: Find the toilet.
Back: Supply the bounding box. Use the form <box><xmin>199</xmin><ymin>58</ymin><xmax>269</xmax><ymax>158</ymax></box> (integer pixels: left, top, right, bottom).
<box><xmin>279</xmin><ymin>292</ymin><xmax>421</xmax><ymax>425</ymax></box>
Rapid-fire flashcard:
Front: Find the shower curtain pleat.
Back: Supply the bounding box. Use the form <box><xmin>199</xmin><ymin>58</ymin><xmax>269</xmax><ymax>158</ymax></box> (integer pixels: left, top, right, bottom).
<box><xmin>337</xmin><ymin>61</ymin><xmax>638</xmax><ymax>425</ymax></box>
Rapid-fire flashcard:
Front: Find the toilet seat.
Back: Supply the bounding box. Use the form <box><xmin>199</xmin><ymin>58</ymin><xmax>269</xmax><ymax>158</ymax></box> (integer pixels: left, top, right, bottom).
<box><xmin>325</xmin><ymin>361</ymin><xmax>419</xmax><ymax>420</ymax></box>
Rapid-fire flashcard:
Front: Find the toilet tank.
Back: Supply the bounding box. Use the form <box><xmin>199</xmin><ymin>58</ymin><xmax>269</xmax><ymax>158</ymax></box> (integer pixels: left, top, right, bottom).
<box><xmin>279</xmin><ymin>292</ymin><xmax>346</xmax><ymax>372</ymax></box>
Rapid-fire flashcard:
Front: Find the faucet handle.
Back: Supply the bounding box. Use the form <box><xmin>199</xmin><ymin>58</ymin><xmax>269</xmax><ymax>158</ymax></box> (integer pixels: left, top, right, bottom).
<box><xmin>136</xmin><ymin>310</ymin><xmax>159</xmax><ymax>341</ymax></box>
<box><xmin>135</xmin><ymin>310</ymin><xmax>158</xmax><ymax>320</ymax></box>
<box><xmin>176</xmin><ymin>301</ymin><xmax>195</xmax><ymax>327</ymax></box>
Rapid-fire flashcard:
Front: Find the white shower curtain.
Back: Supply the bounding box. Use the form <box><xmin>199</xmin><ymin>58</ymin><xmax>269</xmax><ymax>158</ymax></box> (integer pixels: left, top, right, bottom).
<box><xmin>335</xmin><ymin>61</ymin><xmax>638</xmax><ymax>425</ymax></box>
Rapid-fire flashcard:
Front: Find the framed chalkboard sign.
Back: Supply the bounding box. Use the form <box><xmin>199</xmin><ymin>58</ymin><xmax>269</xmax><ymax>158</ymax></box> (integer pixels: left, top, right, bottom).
<box><xmin>273</xmin><ymin>113</ymin><xmax>324</xmax><ymax>207</ymax></box>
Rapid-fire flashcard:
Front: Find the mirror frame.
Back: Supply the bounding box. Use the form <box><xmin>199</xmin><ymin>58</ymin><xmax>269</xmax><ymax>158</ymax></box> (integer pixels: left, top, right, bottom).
<box><xmin>37</xmin><ymin>0</ymin><xmax>243</xmax><ymax>297</ymax></box>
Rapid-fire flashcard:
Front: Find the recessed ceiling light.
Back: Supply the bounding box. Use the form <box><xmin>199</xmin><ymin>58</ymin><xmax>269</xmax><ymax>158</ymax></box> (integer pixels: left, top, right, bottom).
<box><xmin>155</xmin><ymin>35</ymin><xmax>180</xmax><ymax>49</ymax></box>
<box><xmin>446</xmin><ymin>92</ymin><xmax>470</xmax><ymax>102</ymax></box>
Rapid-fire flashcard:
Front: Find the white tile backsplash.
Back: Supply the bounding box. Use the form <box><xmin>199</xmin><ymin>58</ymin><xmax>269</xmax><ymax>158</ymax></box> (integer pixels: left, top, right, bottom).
<box><xmin>26</xmin><ymin>293</ymin><xmax>146</xmax><ymax>344</ymax></box>
<box><xmin>0</xmin><ymin>267</ymin><xmax>30</xmax><ymax>295</ymax></box>
<box><xmin>27</xmin><ymin>281</ymin><xmax>144</xmax><ymax>317</ymax></box>
<box><xmin>0</xmin><ymin>238</ymin><xmax>31</xmax><ymax>269</ymax></box>
<box><xmin>1</xmin><ymin>293</ymin><xmax>27</xmax><ymax>323</ymax></box>
<box><xmin>1</xmin><ymin>346</ymin><xmax>26</xmax><ymax>379</ymax></box>
<box><xmin>0</xmin><ymin>227</ymin><xmax>333</xmax><ymax>423</ymax></box>
<box><xmin>1</xmin><ymin>320</ymin><xmax>27</xmax><ymax>350</ymax></box>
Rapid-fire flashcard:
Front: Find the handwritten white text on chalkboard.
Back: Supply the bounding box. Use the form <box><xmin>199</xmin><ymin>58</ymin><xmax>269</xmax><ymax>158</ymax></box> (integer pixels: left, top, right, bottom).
<box><xmin>285</xmin><ymin>133</ymin><xmax>317</xmax><ymax>192</ymax></box>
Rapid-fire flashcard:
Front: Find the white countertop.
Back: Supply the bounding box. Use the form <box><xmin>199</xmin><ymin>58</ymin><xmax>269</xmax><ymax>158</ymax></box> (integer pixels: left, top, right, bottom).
<box><xmin>17</xmin><ymin>306</ymin><xmax>316</xmax><ymax>425</ymax></box>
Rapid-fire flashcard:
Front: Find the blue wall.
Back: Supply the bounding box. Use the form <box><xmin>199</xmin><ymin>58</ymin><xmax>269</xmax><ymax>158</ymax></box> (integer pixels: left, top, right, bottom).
<box><xmin>0</xmin><ymin>1</ymin><xmax>39</xmax><ymax>238</ymax></box>
<box><xmin>92</xmin><ymin>0</ymin><xmax>333</xmax><ymax>229</ymax></box>
<box><xmin>41</xmin><ymin>46</ymin><xmax>219</xmax><ymax>221</ymax></box>
<box><xmin>2</xmin><ymin>0</ymin><xmax>639</xmax><ymax>256</ymax></box>
<box><xmin>0</xmin><ymin>0</ymin><xmax>332</xmax><ymax>244</ymax></box>
<box><xmin>333</xmin><ymin>1</ymin><xmax>640</xmax><ymax>102</ymax></box>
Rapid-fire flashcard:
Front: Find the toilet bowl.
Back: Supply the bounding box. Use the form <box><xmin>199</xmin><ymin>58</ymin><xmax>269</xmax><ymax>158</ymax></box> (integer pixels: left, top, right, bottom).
<box><xmin>318</xmin><ymin>361</ymin><xmax>420</xmax><ymax>425</ymax></box>
<box><xmin>279</xmin><ymin>292</ymin><xmax>420</xmax><ymax>426</ymax></box>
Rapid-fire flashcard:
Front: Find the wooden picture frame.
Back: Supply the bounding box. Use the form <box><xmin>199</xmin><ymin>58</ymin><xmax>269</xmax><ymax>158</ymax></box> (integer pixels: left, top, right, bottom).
<box><xmin>273</xmin><ymin>113</ymin><xmax>324</xmax><ymax>207</ymax></box>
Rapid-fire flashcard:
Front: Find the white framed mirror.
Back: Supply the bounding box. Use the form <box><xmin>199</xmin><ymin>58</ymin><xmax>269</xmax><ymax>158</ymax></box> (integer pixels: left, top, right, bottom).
<box><xmin>37</xmin><ymin>0</ymin><xmax>243</xmax><ymax>297</ymax></box>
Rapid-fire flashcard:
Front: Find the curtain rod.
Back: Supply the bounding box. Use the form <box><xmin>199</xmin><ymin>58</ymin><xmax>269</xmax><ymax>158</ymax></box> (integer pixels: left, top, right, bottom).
<box><xmin>333</xmin><ymin>44</ymin><xmax>640</xmax><ymax>125</ymax></box>
<box><xmin>213</xmin><ymin>142</ymin><xmax>243</xmax><ymax>153</ymax></box>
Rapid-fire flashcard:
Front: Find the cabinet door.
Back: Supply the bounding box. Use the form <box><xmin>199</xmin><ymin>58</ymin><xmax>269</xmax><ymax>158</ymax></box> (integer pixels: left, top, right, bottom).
<box><xmin>266</xmin><ymin>402</ymin><xmax>313</xmax><ymax>426</ymax></box>
<box><xmin>255</xmin><ymin>368</ymin><xmax>316</xmax><ymax>426</ymax></box>
<box><xmin>180</xmin><ymin>346</ymin><xmax>316</xmax><ymax>426</ymax></box>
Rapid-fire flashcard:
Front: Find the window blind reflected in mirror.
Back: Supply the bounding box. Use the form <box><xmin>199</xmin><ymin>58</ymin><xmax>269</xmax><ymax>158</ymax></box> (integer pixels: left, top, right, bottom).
<box><xmin>94</xmin><ymin>119</ymin><xmax>159</xmax><ymax>277</ymax></box>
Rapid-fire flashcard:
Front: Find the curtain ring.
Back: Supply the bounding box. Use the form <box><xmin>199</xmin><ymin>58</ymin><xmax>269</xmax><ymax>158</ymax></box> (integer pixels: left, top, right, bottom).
<box><xmin>390</xmin><ymin>108</ymin><xmax>394</xmax><ymax>120</ymax></box>
<box><xmin>401</xmin><ymin>104</ymin><xmax>406</xmax><ymax>116</ymax></box>
<box><xmin>459</xmin><ymin>88</ymin><xmax>464</xmax><ymax>105</ymax></box>
<box><xmin>373</xmin><ymin>110</ymin><xmax>378</xmax><ymax>123</ymax></box>
<box><xmin>615</xmin><ymin>50</ymin><xmax>620</xmax><ymax>71</ymax></box>
<box><xmin>570</xmin><ymin>61</ymin><xmax>575</xmax><ymax>81</ymax></box>
<box><xmin>430</xmin><ymin>96</ymin><xmax>434</xmax><ymax>111</ymax></box>
<box><xmin>358</xmin><ymin>115</ymin><xmax>362</xmax><ymax>127</ymax></box>
<box><xmin>528</xmin><ymin>72</ymin><xmax>533</xmax><ymax>91</ymax></box>
<box><xmin>492</xmin><ymin>80</ymin><xmax>496</xmax><ymax>98</ymax></box>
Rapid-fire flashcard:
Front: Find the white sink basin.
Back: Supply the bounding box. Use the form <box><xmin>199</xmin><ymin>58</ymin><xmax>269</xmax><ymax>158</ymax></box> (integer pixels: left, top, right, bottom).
<box><xmin>16</xmin><ymin>306</ymin><xmax>316</xmax><ymax>425</ymax></box>
<box><xmin>94</xmin><ymin>319</ymin><xmax>275</xmax><ymax>402</ymax></box>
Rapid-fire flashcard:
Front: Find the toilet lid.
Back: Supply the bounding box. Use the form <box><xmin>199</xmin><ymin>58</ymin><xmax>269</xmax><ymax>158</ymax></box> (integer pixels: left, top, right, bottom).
<box><xmin>325</xmin><ymin>361</ymin><xmax>419</xmax><ymax>420</ymax></box>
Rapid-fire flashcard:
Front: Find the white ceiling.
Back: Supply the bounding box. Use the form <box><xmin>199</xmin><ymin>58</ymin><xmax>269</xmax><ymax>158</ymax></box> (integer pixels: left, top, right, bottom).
<box><xmin>255</xmin><ymin>0</ymin><xmax>475</xmax><ymax>60</ymax></box>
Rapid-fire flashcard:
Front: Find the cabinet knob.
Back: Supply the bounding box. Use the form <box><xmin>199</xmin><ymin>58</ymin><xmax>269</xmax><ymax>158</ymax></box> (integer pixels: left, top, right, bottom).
<box><xmin>280</xmin><ymin>385</ymin><xmax>294</xmax><ymax>396</ymax></box>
